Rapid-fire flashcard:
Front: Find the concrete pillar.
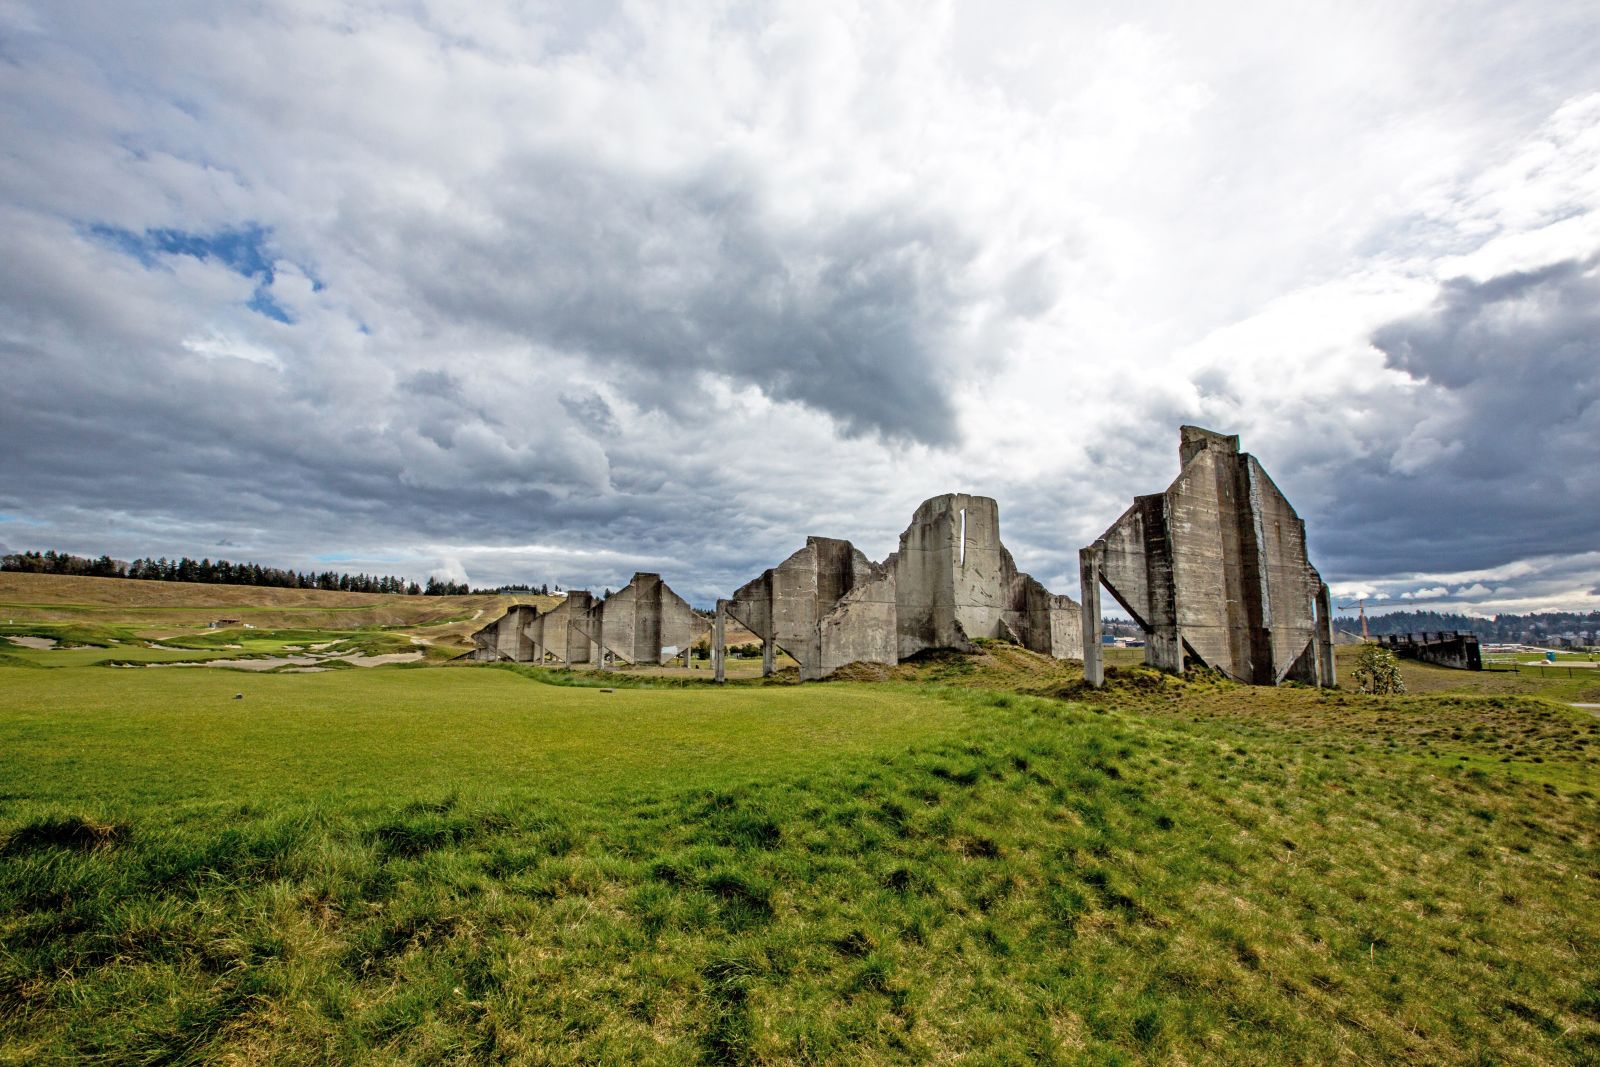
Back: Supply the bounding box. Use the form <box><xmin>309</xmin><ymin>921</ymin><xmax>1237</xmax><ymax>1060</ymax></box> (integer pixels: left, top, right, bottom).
<box><xmin>1079</xmin><ymin>545</ymin><xmax>1104</xmax><ymax>688</ymax></box>
<box><xmin>713</xmin><ymin>599</ymin><xmax>727</xmax><ymax>683</ymax></box>
<box><xmin>762</xmin><ymin>629</ymin><xmax>776</xmax><ymax>677</ymax></box>
<box><xmin>1315</xmin><ymin>583</ymin><xmax>1336</xmax><ymax>688</ymax></box>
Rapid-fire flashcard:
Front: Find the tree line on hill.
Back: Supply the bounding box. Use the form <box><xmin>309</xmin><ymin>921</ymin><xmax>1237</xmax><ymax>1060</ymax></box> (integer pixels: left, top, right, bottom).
<box><xmin>1359</xmin><ymin>608</ymin><xmax>1600</xmax><ymax>642</ymax></box>
<box><xmin>0</xmin><ymin>549</ymin><xmax>489</xmax><ymax>596</ymax></box>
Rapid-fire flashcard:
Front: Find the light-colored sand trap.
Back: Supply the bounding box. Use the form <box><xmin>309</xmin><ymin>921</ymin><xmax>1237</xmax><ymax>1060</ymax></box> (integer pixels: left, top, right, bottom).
<box><xmin>325</xmin><ymin>651</ymin><xmax>425</xmax><ymax>667</ymax></box>
<box><xmin>5</xmin><ymin>636</ymin><xmax>58</xmax><ymax>650</ymax></box>
<box><xmin>150</xmin><ymin>650</ymin><xmax>423</xmax><ymax>670</ymax></box>
<box><xmin>160</xmin><ymin>656</ymin><xmax>324</xmax><ymax>670</ymax></box>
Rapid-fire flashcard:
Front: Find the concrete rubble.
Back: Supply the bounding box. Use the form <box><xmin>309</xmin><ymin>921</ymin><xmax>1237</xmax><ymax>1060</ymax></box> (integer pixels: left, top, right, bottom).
<box><xmin>1079</xmin><ymin>426</ymin><xmax>1336</xmax><ymax>688</ymax></box>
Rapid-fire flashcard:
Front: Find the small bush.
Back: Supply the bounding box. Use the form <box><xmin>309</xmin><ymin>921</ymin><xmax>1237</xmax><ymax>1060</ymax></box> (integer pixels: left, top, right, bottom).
<box><xmin>1351</xmin><ymin>645</ymin><xmax>1406</xmax><ymax>694</ymax></box>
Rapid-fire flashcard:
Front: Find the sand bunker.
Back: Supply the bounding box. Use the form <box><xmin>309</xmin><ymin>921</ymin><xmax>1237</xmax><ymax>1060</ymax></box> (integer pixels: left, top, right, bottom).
<box><xmin>163</xmin><ymin>656</ymin><xmax>324</xmax><ymax>671</ymax></box>
<box><xmin>150</xmin><ymin>649</ymin><xmax>424</xmax><ymax>671</ymax></box>
<box><xmin>326</xmin><ymin>651</ymin><xmax>424</xmax><ymax>667</ymax></box>
<box><xmin>5</xmin><ymin>635</ymin><xmax>58</xmax><ymax>650</ymax></box>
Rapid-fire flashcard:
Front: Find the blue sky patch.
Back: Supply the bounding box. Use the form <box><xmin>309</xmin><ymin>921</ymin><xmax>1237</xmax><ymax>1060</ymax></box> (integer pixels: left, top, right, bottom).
<box><xmin>90</xmin><ymin>222</ymin><xmax>297</xmax><ymax>323</ymax></box>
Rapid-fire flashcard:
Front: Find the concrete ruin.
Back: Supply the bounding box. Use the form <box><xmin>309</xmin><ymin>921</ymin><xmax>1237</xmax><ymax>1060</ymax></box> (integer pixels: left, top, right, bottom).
<box><xmin>1079</xmin><ymin>427</ymin><xmax>1336</xmax><ymax>688</ymax></box>
<box><xmin>719</xmin><ymin>537</ymin><xmax>897</xmax><ymax>682</ymax></box>
<box><xmin>575</xmin><ymin>572</ymin><xmax>706</xmax><ymax>668</ymax></box>
<box><xmin>716</xmin><ymin>494</ymin><xmax>1082</xmax><ymax>681</ymax></box>
<box><xmin>466</xmin><ymin>427</ymin><xmax>1344</xmax><ymax>688</ymax></box>
<box><xmin>526</xmin><ymin>591</ymin><xmax>598</xmax><ymax>666</ymax></box>
<box><xmin>472</xmin><ymin>603</ymin><xmax>540</xmax><ymax>662</ymax></box>
<box><xmin>470</xmin><ymin>575</ymin><xmax>705</xmax><ymax>668</ymax></box>
<box><xmin>1376</xmin><ymin>631</ymin><xmax>1483</xmax><ymax>671</ymax></box>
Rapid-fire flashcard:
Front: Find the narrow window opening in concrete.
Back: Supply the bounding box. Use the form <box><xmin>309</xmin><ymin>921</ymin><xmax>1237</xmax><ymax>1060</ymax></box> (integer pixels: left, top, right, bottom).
<box><xmin>959</xmin><ymin>507</ymin><xmax>967</xmax><ymax>565</ymax></box>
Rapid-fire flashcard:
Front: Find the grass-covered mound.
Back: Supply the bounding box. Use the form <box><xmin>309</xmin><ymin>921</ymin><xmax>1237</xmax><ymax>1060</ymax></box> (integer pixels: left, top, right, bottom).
<box><xmin>1</xmin><ymin>660</ymin><xmax>1597</xmax><ymax>1064</ymax></box>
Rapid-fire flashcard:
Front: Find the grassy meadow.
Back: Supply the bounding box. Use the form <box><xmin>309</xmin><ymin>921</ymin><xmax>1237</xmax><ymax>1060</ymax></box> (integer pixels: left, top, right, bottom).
<box><xmin>1</xmin><ymin>577</ymin><xmax>1598</xmax><ymax>1064</ymax></box>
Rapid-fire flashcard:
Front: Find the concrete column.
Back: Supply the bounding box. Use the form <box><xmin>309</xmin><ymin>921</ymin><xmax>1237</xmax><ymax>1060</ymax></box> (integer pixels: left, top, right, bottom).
<box><xmin>1079</xmin><ymin>545</ymin><xmax>1104</xmax><ymax>688</ymax></box>
<box><xmin>762</xmin><ymin>629</ymin><xmax>776</xmax><ymax>677</ymax></box>
<box><xmin>713</xmin><ymin>599</ymin><xmax>727</xmax><ymax>684</ymax></box>
<box><xmin>1315</xmin><ymin>583</ymin><xmax>1336</xmax><ymax>688</ymax></box>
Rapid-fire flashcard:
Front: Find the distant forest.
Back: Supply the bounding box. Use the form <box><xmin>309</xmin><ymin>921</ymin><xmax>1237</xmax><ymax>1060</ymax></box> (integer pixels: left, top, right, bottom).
<box><xmin>0</xmin><ymin>549</ymin><xmax>555</xmax><ymax>597</ymax></box>
<box><xmin>1353</xmin><ymin>609</ymin><xmax>1600</xmax><ymax>641</ymax></box>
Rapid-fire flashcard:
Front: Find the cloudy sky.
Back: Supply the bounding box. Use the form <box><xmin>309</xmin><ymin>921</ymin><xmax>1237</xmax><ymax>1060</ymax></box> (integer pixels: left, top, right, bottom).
<box><xmin>3</xmin><ymin>1</ymin><xmax>1598</xmax><ymax>616</ymax></box>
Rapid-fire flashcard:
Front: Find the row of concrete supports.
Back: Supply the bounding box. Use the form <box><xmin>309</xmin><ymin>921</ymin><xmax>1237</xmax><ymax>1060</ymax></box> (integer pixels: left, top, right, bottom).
<box><xmin>477</xmin><ymin>428</ymin><xmax>1336</xmax><ymax>691</ymax></box>
<box><xmin>469</xmin><ymin>572</ymin><xmax>703</xmax><ymax>669</ymax></box>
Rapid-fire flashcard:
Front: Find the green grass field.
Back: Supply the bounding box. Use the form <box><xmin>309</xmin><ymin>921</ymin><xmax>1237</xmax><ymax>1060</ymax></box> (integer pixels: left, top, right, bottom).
<box><xmin>2</xmin><ymin>580</ymin><xmax>1598</xmax><ymax>1064</ymax></box>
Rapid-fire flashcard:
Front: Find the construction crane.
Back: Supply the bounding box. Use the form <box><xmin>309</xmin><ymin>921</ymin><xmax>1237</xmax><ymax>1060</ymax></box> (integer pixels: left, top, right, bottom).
<box><xmin>1337</xmin><ymin>598</ymin><xmax>1370</xmax><ymax>640</ymax></box>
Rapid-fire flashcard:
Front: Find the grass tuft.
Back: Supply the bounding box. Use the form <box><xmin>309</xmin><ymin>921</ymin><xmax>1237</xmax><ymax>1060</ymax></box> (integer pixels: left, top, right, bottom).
<box><xmin>1</xmin><ymin>815</ymin><xmax>129</xmax><ymax>855</ymax></box>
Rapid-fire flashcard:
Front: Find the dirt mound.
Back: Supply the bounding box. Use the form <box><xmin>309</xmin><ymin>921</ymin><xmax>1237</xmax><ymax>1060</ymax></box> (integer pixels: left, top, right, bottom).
<box><xmin>827</xmin><ymin>661</ymin><xmax>897</xmax><ymax>682</ymax></box>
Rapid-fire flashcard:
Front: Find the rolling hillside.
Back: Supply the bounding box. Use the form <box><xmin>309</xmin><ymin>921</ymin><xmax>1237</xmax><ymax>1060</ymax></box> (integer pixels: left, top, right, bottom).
<box><xmin>0</xmin><ymin>572</ymin><xmax>554</xmax><ymax>649</ymax></box>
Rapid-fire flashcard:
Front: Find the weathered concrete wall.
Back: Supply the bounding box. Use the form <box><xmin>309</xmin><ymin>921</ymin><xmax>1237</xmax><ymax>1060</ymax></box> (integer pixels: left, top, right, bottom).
<box><xmin>469</xmin><ymin>604</ymin><xmax>538</xmax><ymax>661</ymax></box>
<box><xmin>895</xmin><ymin>494</ymin><xmax>987</xmax><ymax>656</ymax></box>
<box><xmin>531</xmin><ymin>591</ymin><xmax>596</xmax><ymax>665</ymax></box>
<box><xmin>895</xmin><ymin>494</ymin><xmax>1081</xmax><ymax>660</ymax></box>
<box><xmin>1246</xmin><ymin>457</ymin><xmax>1328</xmax><ymax>684</ymax></box>
<box><xmin>724</xmin><ymin>537</ymin><xmax>891</xmax><ymax>680</ymax></box>
<box><xmin>579</xmin><ymin>572</ymin><xmax>705</xmax><ymax>666</ymax></box>
<box><xmin>1009</xmin><ymin>576</ymin><xmax>1084</xmax><ymax>661</ymax></box>
<box><xmin>1081</xmin><ymin>427</ymin><xmax>1334</xmax><ymax>687</ymax></box>
<box><xmin>722</xmin><ymin>496</ymin><xmax>1082</xmax><ymax>680</ymax></box>
<box><xmin>1377</xmin><ymin>632</ymin><xmax>1483</xmax><ymax>670</ymax></box>
<box><xmin>818</xmin><ymin>566</ymin><xmax>898</xmax><ymax>677</ymax></box>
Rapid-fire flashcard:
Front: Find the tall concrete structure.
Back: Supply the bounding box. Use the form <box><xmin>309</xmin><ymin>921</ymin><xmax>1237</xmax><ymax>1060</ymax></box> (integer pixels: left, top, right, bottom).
<box><xmin>469</xmin><ymin>603</ymin><xmax>539</xmax><ymax>661</ymax></box>
<box><xmin>572</xmin><ymin>572</ymin><xmax>707</xmax><ymax>668</ymax></box>
<box><xmin>1079</xmin><ymin>427</ymin><xmax>1335</xmax><ymax>688</ymax></box>
<box><xmin>716</xmin><ymin>495</ymin><xmax>1082</xmax><ymax>680</ymax></box>
<box><xmin>722</xmin><ymin>537</ymin><xmax>896</xmax><ymax>681</ymax></box>
<box><xmin>894</xmin><ymin>494</ymin><xmax>1081</xmax><ymax>660</ymax></box>
<box><xmin>529</xmin><ymin>591</ymin><xmax>598</xmax><ymax>666</ymax></box>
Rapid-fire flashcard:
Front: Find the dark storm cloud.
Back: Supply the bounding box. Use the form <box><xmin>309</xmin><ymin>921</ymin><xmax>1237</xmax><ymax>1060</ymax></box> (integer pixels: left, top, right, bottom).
<box><xmin>1319</xmin><ymin>257</ymin><xmax>1600</xmax><ymax>577</ymax></box>
<box><xmin>366</xmin><ymin>157</ymin><xmax>970</xmax><ymax>445</ymax></box>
